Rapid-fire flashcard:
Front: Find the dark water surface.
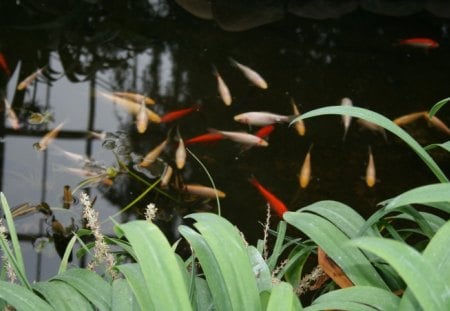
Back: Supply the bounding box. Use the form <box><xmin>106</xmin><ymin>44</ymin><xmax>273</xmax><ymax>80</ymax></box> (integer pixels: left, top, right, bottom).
<box><xmin>0</xmin><ymin>1</ymin><xmax>449</xmax><ymax>281</ymax></box>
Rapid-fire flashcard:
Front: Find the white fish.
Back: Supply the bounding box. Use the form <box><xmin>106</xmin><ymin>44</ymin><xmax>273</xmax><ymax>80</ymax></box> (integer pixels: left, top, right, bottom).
<box><xmin>213</xmin><ymin>66</ymin><xmax>232</xmax><ymax>106</ymax></box>
<box><xmin>33</xmin><ymin>122</ymin><xmax>64</xmax><ymax>151</ymax></box>
<box><xmin>234</xmin><ymin>112</ymin><xmax>292</xmax><ymax>126</ymax></box>
<box><xmin>160</xmin><ymin>165</ymin><xmax>173</xmax><ymax>188</ymax></box>
<box><xmin>291</xmin><ymin>98</ymin><xmax>305</xmax><ymax>136</ymax></box>
<box><xmin>4</xmin><ymin>99</ymin><xmax>20</xmax><ymax>130</ymax></box>
<box><xmin>341</xmin><ymin>97</ymin><xmax>353</xmax><ymax>141</ymax></box>
<box><xmin>112</xmin><ymin>92</ymin><xmax>155</xmax><ymax>105</ymax></box>
<box><xmin>88</xmin><ymin>131</ymin><xmax>107</xmax><ymax>140</ymax></box>
<box><xmin>138</xmin><ymin>139</ymin><xmax>168</xmax><ymax>167</ymax></box>
<box><xmin>229</xmin><ymin>58</ymin><xmax>268</xmax><ymax>89</ymax></box>
<box><xmin>136</xmin><ymin>99</ymin><xmax>148</xmax><ymax>133</ymax></box>
<box><xmin>17</xmin><ymin>67</ymin><xmax>45</xmax><ymax>91</ymax></box>
<box><xmin>175</xmin><ymin>135</ymin><xmax>186</xmax><ymax>170</ymax></box>
<box><xmin>208</xmin><ymin>128</ymin><xmax>268</xmax><ymax>147</ymax></box>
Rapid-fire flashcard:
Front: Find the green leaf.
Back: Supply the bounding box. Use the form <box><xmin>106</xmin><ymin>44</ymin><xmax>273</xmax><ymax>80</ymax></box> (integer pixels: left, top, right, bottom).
<box><xmin>425</xmin><ymin>141</ymin><xmax>450</xmax><ymax>152</ymax></box>
<box><xmin>292</xmin><ymin>106</ymin><xmax>448</xmax><ymax>182</ymax></box>
<box><xmin>51</xmin><ymin>268</ymin><xmax>112</xmax><ymax>311</ymax></box>
<box><xmin>187</xmin><ymin>213</ymin><xmax>262</xmax><ymax>311</ymax></box>
<box><xmin>116</xmin><ymin>264</ymin><xmax>153</xmax><ymax>310</ymax></box>
<box><xmin>305</xmin><ymin>301</ymin><xmax>376</xmax><ymax>311</ymax></box>
<box><xmin>423</xmin><ymin>220</ymin><xmax>450</xmax><ymax>283</ymax></box>
<box><xmin>58</xmin><ymin>234</ymin><xmax>77</xmax><ymax>274</ymax></box>
<box><xmin>0</xmin><ymin>193</ymin><xmax>31</xmax><ymax>289</ymax></box>
<box><xmin>351</xmin><ymin>237</ymin><xmax>450</xmax><ymax>311</ymax></box>
<box><xmin>111</xmin><ymin>278</ymin><xmax>139</xmax><ymax>311</ymax></box>
<box><xmin>299</xmin><ymin>200</ymin><xmax>379</xmax><ymax>238</ymax></box>
<box><xmin>179</xmin><ymin>225</ymin><xmax>233</xmax><ymax>311</ymax></box>
<box><xmin>0</xmin><ymin>280</ymin><xmax>52</xmax><ymax>311</ymax></box>
<box><xmin>385</xmin><ymin>183</ymin><xmax>450</xmax><ymax>210</ymax></box>
<box><xmin>429</xmin><ymin>97</ymin><xmax>450</xmax><ymax>118</ymax></box>
<box><xmin>248</xmin><ymin>246</ymin><xmax>272</xmax><ymax>292</ymax></box>
<box><xmin>284</xmin><ymin>212</ymin><xmax>388</xmax><ymax>289</ymax></box>
<box><xmin>267</xmin><ymin>221</ymin><xmax>287</xmax><ymax>270</ymax></box>
<box><xmin>193</xmin><ymin>277</ymin><xmax>214</xmax><ymax>311</ymax></box>
<box><xmin>309</xmin><ymin>286</ymin><xmax>400</xmax><ymax>311</ymax></box>
<box><xmin>278</xmin><ymin>244</ymin><xmax>312</xmax><ymax>285</ymax></box>
<box><xmin>266</xmin><ymin>282</ymin><xmax>299</xmax><ymax>311</ymax></box>
<box><xmin>33</xmin><ymin>280</ymin><xmax>94</xmax><ymax>310</ymax></box>
<box><xmin>119</xmin><ymin>221</ymin><xmax>192</xmax><ymax>311</ymax></box>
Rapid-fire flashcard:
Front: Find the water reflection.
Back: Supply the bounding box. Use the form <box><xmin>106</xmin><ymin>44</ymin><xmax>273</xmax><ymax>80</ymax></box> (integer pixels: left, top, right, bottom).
<box><xmin>1</xmin><ymin>1</ymin><xmax>450</xmax><ymax>281</ymax></box>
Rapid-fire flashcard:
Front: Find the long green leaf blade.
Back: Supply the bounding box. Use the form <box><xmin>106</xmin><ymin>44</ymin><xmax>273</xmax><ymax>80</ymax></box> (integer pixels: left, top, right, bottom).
<box><xmin>429</xmin><ymin>97</ymin><xmax>450</xmax><ymax>118</ymax></box>
<box><xmin>119</xmin><ymin>221</ymin><xmax>192</xmax><ymax>311</ymax></box>
<box><xmin>33</xmin><ymin>281</ymin><xmax>93</xmax><ymax>310</ymax></box>
<box><xmin>51</xmin><ymin>268</ymin><xmax>111</xmax><ymax>311</ymax></box>
<box><xmin>385</xmin><ymin>183</ymin><xmax>450</xmax><ymax>210</ymax></box>
<box><xmin>284</xmin><ymin>212</ymin><xmax>388</xmax><ymax>289</ymax></box>
<box><xmin>292</xmin><ymin>106</ymin><xmax>448</xmax><ymax>182</ymax></box>
<box><xmin>116</xmin><ymin>263</ymin><xmax>153</xmax><ymax>310</ymax></box>
<box><xmin>351</xmin><ymin>237</ymin><xmax>450</xmax><ymax>311</ymax></box>
<box><xmin>111</xmin><ymin>278</ymin><xmax>139</xmax><ymax>311</ymax></box>
<box><xmin>187</xmin><ymin>213</ymin><xmax>262</xmax><ymax>311</ymax></box>
<box><xmin>425</xmin><ymin>141</ymin><xmax>450</xmax><ymax>152</ymax></box>
<box><xmin>0</xmin><ymin>280</ymin><xmax>52</xmax><ymax>311</ymax></box>
<box><xmin>179</xmin><ymin>225</ymin><xmax>233</xmax><ymax>311</ymax></box>
<box><xmin>266</xmin><ymin>282</ymin><xmax>299</xmax><ymax>311</ymax></box>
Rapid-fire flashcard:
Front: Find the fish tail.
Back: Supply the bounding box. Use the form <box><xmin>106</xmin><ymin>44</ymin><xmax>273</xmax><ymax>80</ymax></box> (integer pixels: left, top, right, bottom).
<box><xmin>211</xmin><ymin>64</ymin><xmax>219</xmax><ymax>77</ymax></box>
<box><xmin>228</xmin><ymin>57</ymin><xmax>239</xmax><ymax>68</ymax></box>
<box><xmin>342</xmin><ymin>128</ymin><xmax>348</xmax><ymax>141</ymax></box>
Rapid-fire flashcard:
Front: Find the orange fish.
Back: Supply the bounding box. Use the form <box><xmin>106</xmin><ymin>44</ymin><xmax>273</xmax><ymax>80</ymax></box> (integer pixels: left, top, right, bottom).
<box><xmin>366</xmin><ymin>146</ymin><xmax>376</xmax><ymax>188</ymax></box>
<box><xmin>393</xmin><ymin>111</ymin><xmax>427</xmax><ymax>126</ymax></box>
<box><xmin>291</xmin><ymin>98</ymin><xmax>306</xmax><ymax>136</ymax></box>
<box><xmin>398</xmin><ymin>38</ymin><xmax>439</xmax><ymax>49</ymax></box>
<box><xmin>185</xmin><ymin>133</ymin><xmax>225</xmax><ymax>145</ymax></box>
<box><xmin>33</xmin><ymin>122</ymin><xmax>64</xmax><ymax>151</ymax></box>
<box><xmin>160</xmin><ymin>105</ymin><xmax>200</xmax><ymax>123</ymax></box>
<box><xmin>17</xmin><ymin>67</ymin><xmax>45</xmax><ymax>91</ymax></box>
<box><xmin>183</xmin><ymin>184</ymin><xmax>226</xmax><ymax>199</ymax></box>
<box><xmin>254</xmin><ymin>125</ymin><xmax>275</xmax><ymax>139</ymax></box>
<box><xmin>138</xmin><ymin>139</ymin><xmax>168</xmax><ymax>167</ymax></box>
<box><xmin>299</xmin><ymin>145</ymin><xmax>313</xmax><ymax>188</ymax></box>
<box><xmin>0</xmin><ymin>53</ymin><xmax>10</xmax><ymax>76</ymax></box>
<box><xmin>249</xmin><ymin>177</ymin><xmax>288</xmax><ymax>218</ymax></box>
<box><xmin>424</xmin><ymin>114</ymin><xmax>450</xmax><ymax>135</ymax></box>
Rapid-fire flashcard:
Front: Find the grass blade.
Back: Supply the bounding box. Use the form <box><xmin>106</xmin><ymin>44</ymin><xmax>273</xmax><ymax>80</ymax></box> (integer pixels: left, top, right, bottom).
<box><xmin>385</xmin><ymin>183</ymin><xmax>450</xmax><ymax>210</ymax></box>
<box><xmin>187</xmin><ymin>213</ymin><xmax>262</xmax><ymax>311</ymax></box>
<box><xmin>58</xmin><ymin>234</ymin><xmax>77</xmax><ymax>274</ymax></box>
<box><xmin>284</xmin><ymin>211</ymin><xmax>388</xmax><ymax>289</ymax></box>
<box><xmin>116</xmin><ymin>263</ymin><xmax>153</xmax><ymax>310</ymax></box>
<box><xmin>429</xmin><ymin>97</ymin><xmax>450</xmax><ymax>118</ymax></box>
<box><xmin>0</xmin><ymin>281</ymin><xmax>52</xmax><ymax>311</ymax></box>
<box><xmin>425</xmin><ymin>141</ymin><xmax>450</xmax><ymax>152</ymax></box>
<box><xmin>267</xmin><ymin>221</ymin><xmax>287</xmax><ymax>270</ymax></box>
<box><xmin>351</xmin><ymin>237</ymin><xmax>450</xmax><ymax>311</ymax></box>
<box><xmin>310</xmin><ymin>286</ymin><xmax>400</xmax><ymax>310</ymax></box>
<box><xmin>292</xmin><ymin>106</ymin><xmax>448</xmax><ymax>182</ymax></box>
<box><xmin>119</xmin><ymin>221</ymin><xmax>192</xmax><ymax>311</ymax></box>
<box><xmin>33</xmin><ymin>280</ymin><xmax>94</xmax><ymax>310</ymax></box>
<box><xmin>52</xmin><ymin>268</ymin><xmax>112</xmax><ymax>310</ymax></box>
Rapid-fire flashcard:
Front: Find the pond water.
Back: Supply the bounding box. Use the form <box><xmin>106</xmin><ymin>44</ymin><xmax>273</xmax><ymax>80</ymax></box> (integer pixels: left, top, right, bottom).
<box><xmin>1</xmin><ymin>1</ymin><xmax>449</xmax><ymax>281</ymax></box>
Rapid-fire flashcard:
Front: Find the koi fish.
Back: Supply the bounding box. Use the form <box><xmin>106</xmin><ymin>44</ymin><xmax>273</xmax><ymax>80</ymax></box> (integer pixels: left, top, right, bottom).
<box><xmin>341</xmin><ymin>97</ymin><xmax>353</xmax><ymax>141</ymax></box>
<box><xmin>88</xmin><ymin>131</ymin><xmax>107</xmax><ymax>140</ymax></box>
<box><xmin>100</xmin><ymin>92</ymin><xmax>161</xmax><ymax>123</ymax></box>
<box><xmin>112</xmin><ymin>92</ymin><xmax>155</xmax><ymax>105</ymax></box>
<box><xmin>0</xmin><ymin>53</ymin><xmax>10</xmax><ymax>76</ymax></box>
<box><xmin>424</xmin><ymin>114</ymin><xmax>450</xmax><ymax>135</ymax></box>
<box><xmin>63</xmin><ymin>185</ymin><xmax>73</xmax><ymax>208</ymax></box>
<box><xmin>234</xmin><ymin>111</ymin><xmax>292</xmax><ymax>126</ymax></box>
<box><xmin>366</xmin><ymin>146</ymin><xmax>376</xmax><ymax>187</ymax></box>
<box><xmin>185</xmin><ymin>133</ymin><xmax>225</xmax><ymax>145</ymax></box>
<box><xmin>357</xmin><ymin>118</ymin><xmax>387</xmax><ymax>140</ymax></box>
<box><xmin>175</xmin><ymin>135</ymin><xmax>186</xmax><ymax>170</ymax></box>
<box><xmin>138</xmin><ymin>139</ymin><xmax>168</xmax><ymax>167</ymax></box>
<box><xmin>208</xmin><ymin>128</ymin><xmax>268</xmax><ymax>147</ymax></box>
<box><xmin>160</xmin><ymin>105</ymin><xmax>200</xmax><ymax>123</ymax></box>
<box><xmin>213</xmin><ymin>66</ymin><xmax>232</xmax><ymax>106</ymax></box>
<box><xmin>17</xmin><ymin>67</ymin><xmax>45</xmax><ymax>91</ymax></box>
<box><xmin>249</xmin><ymin>177</ymin><xmax>287</xmax><ymax>218</ymax></box>
<box><xmin>136</xmin><ymin>99</ymin><xmax>148</xmax><ymax>133</ymax></box>
<box><xmin>291</xmin><ymin>98</ymin><xmax>305</xmax><ymax>136</ymax></box>
<box><xmin>299</xmin><ymin>145</ymin><xmax>313</xmax><ymax>188</ymax></box>
<box><xmin>51</xmin><ymin>216</ymin><xmax>66</xmax><ymax>236</ymax></box>
<box><xmin>393</xmin><ymin>111</ymin><xmax>427</xmax><ymax>126</ymax></box>
<box><xmin>4</xmin><ymin>99</ymin><xmax>20</xmax><ymax>130</ymax></box>
<box><xmin>33</xmin><ymin>122</ymin><xmax>64</xmax><ymax>151</ymax></box>
<box><xmin>183</xmin><ymin>184</ymin><xmax>226</xmax><ymax>199</ymax></box>
<box><xmin>229</xmin><ymin>58</ymin><xmax>268</xmax><ymax>89</ymax></box>
<box><xmin>160</xmin><ymin>165</ymin><xmax>173</xmax><ymax>188</ymax></box>
<box><xmin>254</xmin><ymin>125</ymin><xmax>275</xmax><ymax>139</ymax></box>
<box><xmin>398</xmin><ymin>38</ymin><xmax>439</xmax><ymax>49</ymax></box>
<box><xmin>52</xmin><ymin>145</ymin><xmax>90</xmax><ymax>163</ymax></box>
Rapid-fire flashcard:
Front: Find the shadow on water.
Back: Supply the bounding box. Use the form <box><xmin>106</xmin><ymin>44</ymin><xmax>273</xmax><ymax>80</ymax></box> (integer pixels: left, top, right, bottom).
<box><xmin>0</xmin><ymin>0</ymin><xmax>449</xmax><ymax>282</ymax></box>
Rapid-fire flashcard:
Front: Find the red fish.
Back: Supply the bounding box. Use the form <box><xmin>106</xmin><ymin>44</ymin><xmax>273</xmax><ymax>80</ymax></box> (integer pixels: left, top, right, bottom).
<box><xmin>254</xmin><ymin>125</ymin><xmax>275</xmax><ymax>139</ymax></box>
<box><xmin>398</xmin><ymin>38</ymin><xmax>439</xmax><ymax>49</ymax></box>
<box><xmin>0</xmin><ymin>53</ymin><xmax>10</xmax><ymax>76</ymax></box>
<box><xmin>160</xmin><ymin>105</ymin><xmax>200</xmax><ymax>123</ymax></box>
<box><xmin>185</xmin><ymin>133</ymin><xmax>224</xmax><ymax>145</ymax></box>
<box><xmin>249</xmin><ymin>177</ymin><xmax>288</xmax><ymax>218</ymax></box>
